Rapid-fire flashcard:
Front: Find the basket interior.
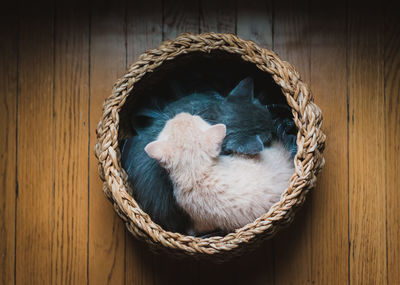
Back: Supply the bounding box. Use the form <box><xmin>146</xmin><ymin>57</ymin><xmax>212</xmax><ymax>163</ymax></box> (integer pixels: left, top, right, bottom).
<box><xmin>117</xmin><ymin>50</ymin><xmax>297</xmax><ymax>238</ymax></box>
<box><xmin>119</xmin><ymin>51</ymin><xmax>289</xmax><ymax>140</ymax></box>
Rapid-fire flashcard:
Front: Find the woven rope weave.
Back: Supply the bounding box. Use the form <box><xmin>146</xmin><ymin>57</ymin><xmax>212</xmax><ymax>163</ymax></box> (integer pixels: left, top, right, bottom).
<box><xmin>95</xmin><ymin>33</ymin><xmax>326</xmax><ymax>260</ymax></box>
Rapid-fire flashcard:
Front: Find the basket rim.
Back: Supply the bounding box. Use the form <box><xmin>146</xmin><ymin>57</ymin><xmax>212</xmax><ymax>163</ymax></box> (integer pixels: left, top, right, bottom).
<box><xmin>95</xmin><ymin>32</ymin><xmax>326</xmax><ymax>258</ymax></box>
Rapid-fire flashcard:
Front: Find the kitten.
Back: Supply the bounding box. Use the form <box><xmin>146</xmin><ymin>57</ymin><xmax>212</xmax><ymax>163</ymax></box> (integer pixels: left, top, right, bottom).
<box><xmin>145</xmin><ymin>113</ymin><xmax>294</xmax><ymax>233</ymax></box>
<box><xmin>136</xmin><ymin>77</ymin><xmax>275</xmax><ymax>154</ymax></box>
<box><xmin>121</xmin><ymin>78</ymin><xmax>277</xmax><ymax>233</ymax></box>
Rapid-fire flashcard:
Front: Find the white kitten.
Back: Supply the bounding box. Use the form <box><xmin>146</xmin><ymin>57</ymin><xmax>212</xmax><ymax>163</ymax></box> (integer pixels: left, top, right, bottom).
<box><xmin>145</xmin><ymin>113</ymin><xmax>294</xmax><ymax>233</ymax></box>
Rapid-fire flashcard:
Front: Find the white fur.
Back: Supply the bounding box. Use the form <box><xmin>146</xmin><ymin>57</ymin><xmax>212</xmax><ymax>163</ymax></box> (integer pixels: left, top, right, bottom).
<box><xmin>145</xmin><ymin>113</ymin><xmax>295</xmax><ymax>233</ymax></box>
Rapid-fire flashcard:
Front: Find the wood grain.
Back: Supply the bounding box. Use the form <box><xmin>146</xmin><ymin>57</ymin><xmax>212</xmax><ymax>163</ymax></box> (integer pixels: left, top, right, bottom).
<box><xmin>125</xmin><ymin>1</ymin><xmax>162</xmax><ymax>284</ymax></box>
<box><xmin>16</xmin><ymin>2</ymin><xmax>55</xmax><ymax>284</ymax></box>
<box><xmin>0</xmin><ymin>1</ymin><xmax>399</xmax><ymax>284</ymax></box>
<box><xmin>273</xmin><ymin>0</ymin><xmax>313</xmax><ymax>284</ymax></box>
<box><xmin>89</xmin><ymin>0</ymin><xmax>126</xmax><ymax>284</ymax></box>
<box><xmin>0</xmin><ymin>4</ymin><xmax>17</xmax><ymax>285</ymax></box>
<box><xmin>348</xmin><ymin>2</ymin><xmax>387</xmax><ymax>284</ymax></box>
<box><xmin>163</xmin><ymin>0</ymin><xmax>199</xmax><ymax>40</ymax></box>
<box><xmin>200</xmin><ymin>0</ymin><xmax>235</xmax><ymax>34</ymax></box>
<box><xmin>384</xmin><ymin>2</ymin><xmax>400</xmax><ymax>284</ymax></box>
<box><xmin>309</xmin><ymin>0</ymin><xmax>349</xmax><ymax>283</ymax></box>
<box><xmin>237</xmin><ymin>0</ymin><xmax>273</xmax><ymax>49</ymax></box>
<box><xmin>127</xmin><ymin>0</ymin><xmax>163</xmax><ymax>61</ymax></box>
<box><xmin>52</xmin><ymin>2</ymin><xmax>89</xmax><ymax>284</ymax></box>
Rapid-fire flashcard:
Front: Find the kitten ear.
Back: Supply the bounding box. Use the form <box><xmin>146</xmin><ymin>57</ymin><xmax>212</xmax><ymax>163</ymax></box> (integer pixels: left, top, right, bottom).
<box><xmin>205</xmin><ymin>124</ymin><xmax>226</xmax><ymax>146</ymax></box>
<box><xmin>144</xmin><ymin>140</ymin><xmax>169</xmax><ymax>161</ymax></box>
<box><xmin>226</xmin><ymin>77</ymin><xmax>254</xmax><ymax>102</ymax></box>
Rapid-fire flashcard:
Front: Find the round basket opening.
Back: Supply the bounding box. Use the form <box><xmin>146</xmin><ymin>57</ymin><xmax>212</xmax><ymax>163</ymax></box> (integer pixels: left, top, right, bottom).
<box><xmin>95</xmin><ymin>33</ymin><xmax>325</xmax><ymax>261</ymax></box>
<box><xmin>118</xmin><ymin>50</ymin><xmax>288</xmax><ymax>140</ymax></box>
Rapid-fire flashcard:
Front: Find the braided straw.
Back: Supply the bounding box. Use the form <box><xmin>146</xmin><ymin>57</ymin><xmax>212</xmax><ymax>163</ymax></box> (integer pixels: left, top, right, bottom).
<box><xmin>95</xmin><ymin>33</ymin><xmax>326</xmax><ymax>261</ymax></box>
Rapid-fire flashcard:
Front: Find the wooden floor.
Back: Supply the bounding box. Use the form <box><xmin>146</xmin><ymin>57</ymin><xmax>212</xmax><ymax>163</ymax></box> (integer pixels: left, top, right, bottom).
<box><xmin>1</xmin><ymin>0</ymin><xmax>399</xmax><ymax>284</ymax></box>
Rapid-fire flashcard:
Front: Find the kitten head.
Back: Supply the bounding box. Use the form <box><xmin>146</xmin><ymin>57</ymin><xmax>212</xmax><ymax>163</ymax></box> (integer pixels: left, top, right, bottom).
<box><xmin>221</xmin><ymin>77</ymin><xmax>274</xmax><ymax>155</ymax></box>
<box><xmin>144</xmin><ymin>113</ymin><xmax>226</xmax><ymax>168</ymax></box>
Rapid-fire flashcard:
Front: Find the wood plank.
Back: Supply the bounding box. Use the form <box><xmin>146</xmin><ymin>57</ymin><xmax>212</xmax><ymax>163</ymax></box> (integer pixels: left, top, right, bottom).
<box><xmin>198</xmin><ymin>246</ymin><xmax>276</xmax><ymax>285</ymax></box>
<box><xmin>273</xmin><ymin>0</ymin><xmax>313</xmax><ymax>284</ymax></box>
<box><xmin>237</xmin><ymin>0</ymin><xmax>273</xmax><ymax>49</ymax></box>
<box><xmin>127</xmin><ymin>1</ymin><xmax>162</xmax><ymax>61</ymax></box>
<box><xmin>125</xmin><ymin>1</ymin><xmax>162</xmax><ymax>284</ymax></box>
<box><xmin>163</xmin><ymin>0</ymin><xmax>199</xmax><ymax>40</ymax></box>
<box><xmin>0</xmin><ymin>4</ymin><xmax>17</xmax><ymax>285</ymax></box>
<box><xmin>200</xmin><ymin>0</ymin><xmax>235</xmax><ymax>34</ymax></box>
<box><xmin>16</xmin><ymin>2</ymin><xmax>55</xmax><ymax>284</ymax></box>
<box><xmin>309</xmin><ymin>0</ymin><xmax>349</xmax><ymax>284</ymax></box>
<box><xmin>89</xmin><ymin>1</ymin><xmax>126</xmax><ymax>284</ymax></box>
<box><xmin>348</xmin><ymin>2</ymin><xmax>387</xmax><ymax>284</ymax></box>
<box><xmin>384</xmin><ymin>2</ymin><xmax>400</xmax><ymax>284</ymax></box>
<box><xmin>2</xmin><ymin>1</ymin><xmax>394</xmax><ymax>282</ymax></box>
<box><xmin>52</xmin><ymin>2</ymin><xmax>89</xmax><ymax>284</ymax></box>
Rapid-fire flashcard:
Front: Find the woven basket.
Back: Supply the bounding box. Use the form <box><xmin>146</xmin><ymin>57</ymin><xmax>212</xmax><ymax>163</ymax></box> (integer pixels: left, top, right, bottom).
<box><xmin>95</xmin><ymin>32</ymin><xmax>326</xmax><ymax>261</ymax></box>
